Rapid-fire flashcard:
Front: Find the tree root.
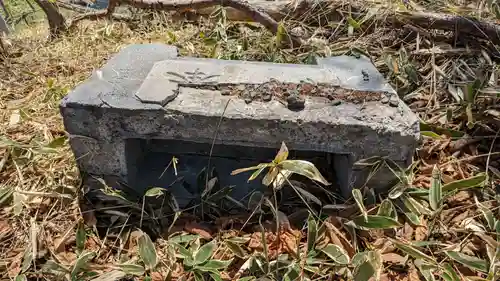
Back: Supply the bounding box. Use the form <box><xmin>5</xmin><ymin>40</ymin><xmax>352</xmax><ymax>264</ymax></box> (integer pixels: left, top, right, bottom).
<box><xmin>56</xmin><ymin>0</ymin><xmax>500</xmax><ymax>48</ymax></box>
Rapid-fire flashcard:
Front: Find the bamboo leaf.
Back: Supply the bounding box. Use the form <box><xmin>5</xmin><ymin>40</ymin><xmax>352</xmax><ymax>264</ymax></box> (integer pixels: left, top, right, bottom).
<box><xmin>90</xmin><ymin>270</ymin><xmax>126</xmax><ymax>281</ymax></box>
<box><xmin>169</xmin><ymin>234</ymin><xmax>199</xmax><ymax>244</ymax></box>
<box><xmin>231</xmin><ymin>164</ymin><xmax>270</xmax><ymax>176</ymax></box>
<box><xmin>321</xmin><ymin>244</ymin><xmax>350</xmax><ymax>264</ymax></box>
<box><xmin>442</xmin><ymin>173</ymin><xmax>488</xmax><ymax>192</ymax></box>
<box><xmin>273</xmin><ymin>170</ymin><xmax>293</xmax><ymax>190</ymax></box>
<box><xmin>274</xmin><ymin>142</ymin><xmax>289</xmax><ymax>163</ymax></box>
<box><xmin>429</xmin><ymin>165</ymin><xmax>442</xmax><ymax>211</ymax></box>
<box><xmin>292</xmin><ymin>184</ymin><xmax>322</xmax><ymax>206</ymax></box>
<box><xmin>262</xmin><ymin>166</ymin><xmax>279</xmax><ymax>186</ymax></box>
<box><xmin>138</xmin><ymin>232</ymin><xmax>158</xmax><ymax>271</ymax></box>
<box><xmin>377</xmin><ymin>199</ymin><xmax>396</xmax><ymax>219</ymax></box>
<box><xmin>193</xmin><ymin>271</ymin><xmax>204</xmax><ymax>281</ymax></box>
<box><xmin>71</xmin><ymin>251</ymin><xmax>96</xmax><ymax>278</ymax></box>
<box><xmin>352</xmin><ymin>251</ymin><xmax>369</xmax><ymax>267</ymax></box>
<box><xmin>390</xmin><ymin>239</ymin><xmax>435</xmax><ymax>263</ymax></box>
<box><xmin>347</xmin><ymin>16</ymin><xmax>361</xmax><ymax>29</ymax></box>
<box><xmin>196</xmin><ymin>259</ymin><xmax>232</xmax><ymax>270</ymax></box>
<box><xmin>172</xmin><ymin>242</ymin><xmax>192</xmax><ymax>260</ymax></box>
<box><xmin>117</xmin><ymin>263</ymin><xmax>145</xmax><ymax>276</ymax></box>
<box><xmin>307</xmin><ymin>214</ymin><xmax>317</xmax><ymax>253</ymax></box>
<box><xmin>352</xmin><ymin>189</ymin><xmax>367</xmax><ymax>220</ymax></box>
<box><xmin>21</xmin><ymin>246</ymin><xmax>33</xmax><ymax>273</ymax></box>
<box><xmin>145</xmin><ymin>187</ymin><xmax>165</xmax><ymax>197</ymax></box>
<box><xmin>445</xmin><ymin>251</ymin><xmax>489</xmax><ymax>273</ymax></box>
<box><xmin>76</xmin><ymin>221</ymin><xmax>86</xmax><ymax>254</ymax></box>
<box><xmin>388</xmin><ymin>182</ymin><xmax>406</xmax><ymax>199</ymax></box>
<box><xmin>475</xmin><ymin>196</ymin><xmax>495</xmax><ymax>230</ymax></box>
<box><xmin>403</xmin><ymin>211</ymin><xmax>422</xmax><ymax>225</ymax></box>
<box><xmin>354</xmin><ymin>259</ymin><xmax>375</xmax><ymax>281</ymax></box>
<box><xmin>225</xmin><ymin>240</ymin><xmax>247</xmax><ymax>258</ymax></box>
<box><xmin>15</xmin><ymin>275</ymin><xmax>27</xmax><ymax>281</ymax></box>
<box><xmin>279</xmin><ymin>160</ymin><xmax>330</xmax><ymax>185</ymax></box>
<box><xmin>421</xmin><ymin>131</ymin><xmax>442</xmax><ymax>139</ymax></box>
<box><xmin>201</xmin><ymin>177</ymin><xmax>218</xmax><ymax>198</ymax></box>
<box><xmin>248</xmin><ymin>164</ymin><xmax>269</xmax><ymax>181</ymax></box>
<box><xmin>346</xmin><ymin>215</ymin><xmax>402</xmax><ymax>230</ymax></box>
<box><xmin>209</xmin><ymin>272</ymin><xmax>223</xmax><ymax>281</ymax></box>
<box><xmin>194</xmin><ymin>241</ymin><xmax>216</xmax><ymax>265</ymax></box>
<box><xmin>369</xmin><ymin>251</ymin><xmax>383</xmax><ymax>281</ymax></box>
<box><xmin>41</xmin><ymin>260</ymin><xmax>70</xmax><ymax>276</ymax></box>
<box><xmin>47</xmin><ymin>136</ymin><xmax>67</xmax><ymax>148</ymax></box>
<box><xmin>442</xmin><ymin>263</ymin><xmax>461</xmax><ymax>281</ymax></box>
<box><xmin>415</xmin><ymin>259</ymin><xmax>436</xmax><ymax>281</ymax></box>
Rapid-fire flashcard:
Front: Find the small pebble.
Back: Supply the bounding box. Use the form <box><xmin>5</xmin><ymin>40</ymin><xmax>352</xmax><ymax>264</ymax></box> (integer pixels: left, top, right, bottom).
<box><xmin>287</xmin><ymin>94</ymin><xmax>305</xmax><ymax>110</ymax></box>
<box><xmin>262</xmin><ymin>93</ymin><xmax>272</xmax><ymax>102</ymax></box>
<box><xmin>331</xmin><ymin>99</ymin><xmax>342</xmax><ymax>106</ymax></box>
<box><xmin>236</xmin><ymin>84</ymin><xmax>246</xmax><ymax>91</ymax></box>
<box><xmin>389</xmin><ymin>99</ymin><xmax>399</xmax><ymax>107</ymax></box>
<box><xmin>244</xmin><ymin>97</ymin><xmax>252</xmax><ymax>104</ymax></box>
<box><xmin>389</xmin><ymin>94</ymin><xmax>399</xmax><ymax>107</ymax></box>
<box><xmin>381</xmin><ymin>95</ymin><xmax>389</xmax><ymax>104</ymax></box>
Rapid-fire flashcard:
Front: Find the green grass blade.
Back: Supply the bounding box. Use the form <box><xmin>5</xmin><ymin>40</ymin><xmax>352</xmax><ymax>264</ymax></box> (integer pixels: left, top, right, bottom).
<box><xmin>390</xmin><ymin>239</ymin><xmax>435</xmax><ymax>263</ymax></box>
<box><xmin>321</xmin><ymin>244</ymin><xmax>350</xmax><ymax>264</ymax></box>
<box><xmin>442</xmin><ymin>173</ymin><xmax>488</xmax><ymax>192</ymax></box>
<box><xmin>352</xmin><ymin>189</ymin><xmax>367</xmax><ymax>220</ymax></box>
<box><xmin>138</xmin><ymin>232</ymin><xmax>158</xmax><ymax>271</ymax></box>
<box><xmin>429</xmin><ymin>165</ymin><xmax>442</xmax><ymax>211</ymax></box>
<box><xmin>307</xmin><ymin>213</ymin><xmax>317</xmax><ymax>253</ymax></box>
<box><xmin>445</xmin><ymin>251</ymin><xmax>489</xmax><ymax>273</ymax></box>
<box><xmin>194</xmin><ymin>241</ymin><xmax>216</xmax><ymax>266</ymax></box>
<box><xmin>346</xmin><ymin>215</ymin><xmax>402</xmax><ymax>230</ymax></box>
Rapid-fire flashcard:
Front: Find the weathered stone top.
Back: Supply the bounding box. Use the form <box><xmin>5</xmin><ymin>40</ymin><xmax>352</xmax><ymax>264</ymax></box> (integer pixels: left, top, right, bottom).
<box><xmin>60</xmin><ymin>44</ymin><xmax>420</xmax><ymax>162</ymax></box>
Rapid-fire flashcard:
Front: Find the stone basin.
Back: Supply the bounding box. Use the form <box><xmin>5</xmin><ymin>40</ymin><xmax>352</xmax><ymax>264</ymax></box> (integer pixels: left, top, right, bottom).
<box><xmin>60</xmin><ymin>44</ymin><xmax>420</xmax><ymax>206</ymax></box>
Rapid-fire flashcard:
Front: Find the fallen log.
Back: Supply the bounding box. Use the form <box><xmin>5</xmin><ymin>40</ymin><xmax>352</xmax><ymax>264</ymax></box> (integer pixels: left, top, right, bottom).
<box><xmin>58</xmin><ymin>0</ymin><xmax>500</xmax><ymax>47</ymax></box>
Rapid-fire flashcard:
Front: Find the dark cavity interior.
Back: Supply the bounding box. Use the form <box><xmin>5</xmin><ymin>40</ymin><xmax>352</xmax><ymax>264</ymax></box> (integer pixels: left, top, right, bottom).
<box><xmin>125</xmin><ymin>138</ymin><xmax>345</xmax><ymax>209</ymax></box>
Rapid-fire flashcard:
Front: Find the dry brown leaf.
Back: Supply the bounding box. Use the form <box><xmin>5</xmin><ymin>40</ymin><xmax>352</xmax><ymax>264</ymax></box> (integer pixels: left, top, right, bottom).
<box><xmin>281</xmin><ymin>231</ymin><xmax>299</xmax><ymax>258</ymax></box>
<box><xmin>7</xmin><ymin>251</ymin><xmax>22</xmax><ymax>277</ymax></box>
<box><xmin>169</xmin><ymin>263</ymin><xmax>185</xmax><ymax>279</ymax></box>
<box><xmin>407</xmin><ymin>263</ymin><xmax>421</xmax><ymax>281</ymax></box>
<box><xmin>84</xmin><ymin>235</ymin><xmax>100</xmax><ymax>252</ymax></box>
<box><xmin>414</xmin><ymin>219</ymin><xmax>428</xmax><ymax>241</ymax></box>
<box><xmin>401</xmin><ymin>223</ymin><xmax>414</xmax><ymax>241</ymax></box>
<box><xmin>54</xmin><ymin>220</ymin><xmax>78</xmax><ymax>253</ymax></box>
<box><xmin>0</xmin><ymin>219</ymin><xmax>12</xmax><ymax>242</ymax></box>
<box><xmin>324</xmin><ymin>220</ymin><xmax>355</xmax><ymax>257</ymax></box>
<box><xmin>184</xmin><ymin>221</ymin><xmax>213</xmax><ymax>240</ymax></box>
<box><xmin>57</xmin><ymin>251</ymin><xmax>77</xmax><ymax>265</ymax></box>
<box><xmin>150</xmin><ymin>271</ymin><xmax>164</xmax><ymax>281</ymax></box>
<box><xmin>450</xmin><ymin>210</ymin><xmax>470</xmax><ymax>226</ymax></box>
<box><xmin>315</xmin><ymin>231</ymin><xmax>330</xmax><ymax>249</ymax></box>
<box><xmin>373</xmin><ymin>238</ymin><xmax>395</xmax><ymax>253</ymax></box>
<box><xmin>447</xmin><ymin>191</ymin><xmax>473</xmax><ymax>206</ymax></box>
<box><xmin>126</xmin><ymin>230</ymin><xmax>142</xmax><ymax>253</ymax></box>
<box><xmin>382</xmin><ymin>252</ymin><xmax>406</xmax><ymax>264</ymax></box>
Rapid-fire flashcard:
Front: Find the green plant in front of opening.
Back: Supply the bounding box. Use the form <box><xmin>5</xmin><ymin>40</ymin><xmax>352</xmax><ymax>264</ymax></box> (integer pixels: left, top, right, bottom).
<box><xmin>231</xmin><ymin>141</ymin><xmax>330</xmax><ymax>215</ymax></box>
<box><xmin>230</xmin><ymin>142</ymin><xmax>331</xmax><ymax>279</ymax></box>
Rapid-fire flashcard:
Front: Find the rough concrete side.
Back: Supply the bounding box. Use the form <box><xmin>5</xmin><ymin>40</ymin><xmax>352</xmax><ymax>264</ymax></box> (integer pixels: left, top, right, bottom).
<box><xmin>60</xmin><ymin>44</ymin><xmax>179</xmax><ymax>179</ymax></box>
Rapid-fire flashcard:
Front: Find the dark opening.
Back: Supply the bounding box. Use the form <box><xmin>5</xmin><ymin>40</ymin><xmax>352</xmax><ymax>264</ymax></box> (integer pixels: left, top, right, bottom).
<box><xmin>125</xmin><ymin>138</ymin><xmax>344</xmax><ymax>209</ymax></box>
